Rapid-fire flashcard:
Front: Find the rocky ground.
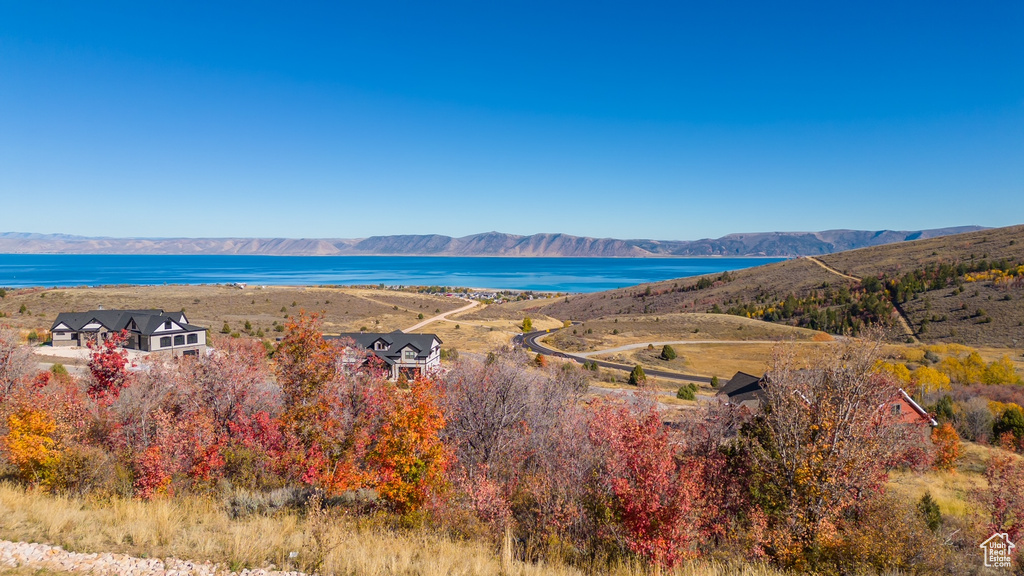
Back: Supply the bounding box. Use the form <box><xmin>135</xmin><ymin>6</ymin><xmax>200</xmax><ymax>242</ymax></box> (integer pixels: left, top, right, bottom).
<box><xmin>0</xmin><ymin>540</ymin><xmax>304</xmax><ymax>576</ymax></box>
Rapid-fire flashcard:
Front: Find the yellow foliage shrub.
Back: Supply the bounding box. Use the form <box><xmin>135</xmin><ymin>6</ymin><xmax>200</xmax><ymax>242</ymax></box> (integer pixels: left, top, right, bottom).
<box><xmin>875</xmin><ymin>361</ymin><xmax>912</xmax><ymax>385</ymax></box>
<box><xmin>938</xmin><ymin>351</ymin><xmax>986</xmax><ymax>384</ymax></box>
<box><xmin>1</xmin><ymin>409</ymin><xmax>60</xmax><ymax>484</ymax></box>
<box><xmin>899</xmin><ymin>348</ymin><xmax>926</xmax><ymax>363</ymax></box>
<box><xmin>912</xmin><ymin>365</ymin><xmax>951</xmax><ymax>394</ymax></box>
<box><xmin>988</xmin><ymin>401</ymin><xmax>1023</xmax><ymax>419</ymax></box>
<box><xmin>981</xmin><ymin>356</ymin><xmax>1023</xmax><ymax>385</ymax></box>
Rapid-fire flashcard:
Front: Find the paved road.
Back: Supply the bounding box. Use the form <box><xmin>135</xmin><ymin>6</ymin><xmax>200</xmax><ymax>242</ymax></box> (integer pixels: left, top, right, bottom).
<box><xmin>514</xmin><ymin>329</ymin><xmax>711</xmax><ymax>384</ymax></box>
<box><xmin>403</xmin><ymin>299</ymin><xmax>479</xmax><ymax>333</ymax></box>
<box><xmin>574</xmin><ymin>339</ymin><xmax>799</xmax><ymax>358</ymax></box>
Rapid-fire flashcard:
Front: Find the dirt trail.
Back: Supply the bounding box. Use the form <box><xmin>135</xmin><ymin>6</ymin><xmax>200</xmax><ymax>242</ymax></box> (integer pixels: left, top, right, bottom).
<box><xmin>804</xmin><ymin>257</ymin><xmax>919</xmax><ymax>343</ymax></box>
<box><xmin>402</xmin><ymin>299</ymin><xmax>478</xmax><ymax>332</ymax></box>
<box><xmin>805</xmin><ymin>256</ymin><xmax>861</xmax><ymax>281</ymax></box>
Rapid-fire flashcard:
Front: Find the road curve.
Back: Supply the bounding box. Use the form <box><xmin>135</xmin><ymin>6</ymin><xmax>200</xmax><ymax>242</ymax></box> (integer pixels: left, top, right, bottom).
<box><xmin>403</xmin><ymin>299</ymin><xmax>479</xmax><ymax>333</ymax></box>
<box><xmin>514</xmin><ymin>329</ymin><xmax>711</xmax><ymax>384</ymax></box>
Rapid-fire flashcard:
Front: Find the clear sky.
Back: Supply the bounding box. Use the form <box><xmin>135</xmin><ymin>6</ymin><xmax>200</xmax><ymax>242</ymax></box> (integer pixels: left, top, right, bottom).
<box><xmin>1</xmin><ymin>1</ymin><xmax>1022</xmax><ymax>240</ymax></box>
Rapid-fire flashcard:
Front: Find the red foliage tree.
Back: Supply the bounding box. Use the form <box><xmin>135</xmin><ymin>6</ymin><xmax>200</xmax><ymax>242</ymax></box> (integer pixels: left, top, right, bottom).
<box><xmin>588</xmin><ymin>400</ymin><xmax>701</xmax><ymax>567</ymax></box>
<box><xmin>86</xmin><ymin>330</ymin><xmax>132</xmax><ymax>404</ymax></box>
<box><xmin>979</xmin><ymin>453</ymin><xmax>1024</xmax><ymax>543</ymax></box>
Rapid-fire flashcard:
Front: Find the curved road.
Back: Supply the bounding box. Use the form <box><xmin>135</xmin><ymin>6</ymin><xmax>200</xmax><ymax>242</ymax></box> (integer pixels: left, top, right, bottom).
<box><xmin>514</xmin><ymin>329</ymin><xmax>711</xmax><ymax>384</ymax></box>
<box><xmin>403</xmin><ymin>299</ymin><xmax>478</xmax><ymax>333</ymax></box>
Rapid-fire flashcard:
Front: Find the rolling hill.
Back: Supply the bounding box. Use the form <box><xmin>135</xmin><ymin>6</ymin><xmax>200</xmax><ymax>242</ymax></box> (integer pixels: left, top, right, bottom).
<box><xmin>534</xmin><ymin>225</ymin><xmax>1024</xmax><ymax>347</ymax></box>
<box><xmin>0</xmin><ymin>226</ymin><xmax>986</xmax><ymax>257</ymax></box>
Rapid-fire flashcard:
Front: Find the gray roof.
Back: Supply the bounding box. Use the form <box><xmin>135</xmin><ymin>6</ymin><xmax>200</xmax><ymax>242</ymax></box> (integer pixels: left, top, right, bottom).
<box><xmin>326</xmin><ymin>330</ymin><xmax>441</xmax><ymax>365</ymax></box>
<box><xmin>716</xmin><ymin>371</ymin><xmax>766</xmax><ymax>405</ymax></box>
<box><xmin>51</xmin><ymin>309</ymin><xmax>205</xmax><ymax>336</ymax></box>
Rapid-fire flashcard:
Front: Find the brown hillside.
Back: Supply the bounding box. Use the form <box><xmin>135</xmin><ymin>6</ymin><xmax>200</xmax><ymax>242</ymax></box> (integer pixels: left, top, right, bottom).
<box><xmin>538</xmin><ymin>257</ymin><xmax>858</xmax><ymax>320</ymax></box>
<box><xmin>817</xmin><ymin>224</ymin><xmax>1024</xmax><ymax>278</ymax></box>
<box><xmin>530</xmin><ymin>225</ymin><xmax>1024</xmax><ymax>347</ymax></box>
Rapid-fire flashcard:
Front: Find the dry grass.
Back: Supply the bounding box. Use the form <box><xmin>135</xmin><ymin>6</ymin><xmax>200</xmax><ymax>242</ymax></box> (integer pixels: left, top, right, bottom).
<box><xmin>587</xmin><ymin>342</ymin><xmax>832</xmax><ymax>380</ymax></box>
<box><xmin>886</xmin><ymin>442</ymin><xmax>1022</xmax><ymax>520</ymax></box>
<box><xmin>0</xmin><ymin>483</ymin><xmax>794</xmax><ymax>576</ymax></box>
<box><xmin>546</xmin><ymin>313</ymin><xmax>824</xmax><ymax>354</ymax></box>
<box><xmin>0</xmin><ymin>285</ymin><xmax>465</xmax><ymax>340</ymax></box>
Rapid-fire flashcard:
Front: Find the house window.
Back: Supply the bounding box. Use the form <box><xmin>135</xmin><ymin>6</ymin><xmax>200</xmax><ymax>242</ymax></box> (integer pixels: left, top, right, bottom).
<box><xmin>891</xmin><ymin>404</ymin><xmax>902</xmax><ymax>415</ymax></box>
<box><xmin>160</xmin><ymin>336</ymin><xmax>172</xmax><ymax>348</ymax></box>
<box><xmin>164</xmin><ymin>320</ymin><xmax>172</xmax><ymax>329</ymax></box>
<box><xmin>174</xmin><ymin>335</ymin><xmax>185</xmax><ymax>346</ymax></box>
<box><xmin>187</xmin><ymin>333</ymin><xmax>198</xmax><ymax>344</ymax></box>
<box><xmin>404</xmin><ymin>350</ymin><xmax>416</xmax><ymax>361</ymax></box>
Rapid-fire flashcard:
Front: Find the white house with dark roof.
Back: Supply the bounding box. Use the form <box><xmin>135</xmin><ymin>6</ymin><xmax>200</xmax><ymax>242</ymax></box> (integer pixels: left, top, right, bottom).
<box><xmin>51</xmin><ymin>309</ymin><xmax>207</xmax><ymax>356</ymax></box>
<box><xmin>326</xmin><ymin>330</ymin><xmax>442</xmax><ymax>381</ymax></box>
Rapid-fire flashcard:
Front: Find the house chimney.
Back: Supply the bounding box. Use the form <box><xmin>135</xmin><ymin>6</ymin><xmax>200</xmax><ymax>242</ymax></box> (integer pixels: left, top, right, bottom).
<box><xmin>97</xmin><ymin>305</ymin><xmax>104</xmax><ymax>310</ymax></box>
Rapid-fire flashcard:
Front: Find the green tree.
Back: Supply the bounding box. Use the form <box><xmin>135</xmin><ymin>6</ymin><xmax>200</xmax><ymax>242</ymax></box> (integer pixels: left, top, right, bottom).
<box><xmin>917</xmin><ymin>492</ymin><xmax>941</xmax><ymax>531</ymax></box>
<box><xmin>18</xmin><ymin>304</ymin><xmax>27</xmax><ymax>314</ymax></box>
<box><xmin>628</xmin><ymin>364</ymin><xmax>646</xmax><ymax>386</ymax></box>
<box><xmin>521</xmin><ymin>317</ymin><xmax>533</xmax><ymax>332</ymax></box>
<box><xmin>710</xmin><ymin>375</ymin><xmax>720</xmax><ymax>388</ymax></box>
<box><xmin>993</xmin><ymin>406</ymin><xmax>1024</xmax><ymax>443</ymax></box>
<box><xmin>660</xmin><ymin>344</ymin><xmax>677</xmax><ymax>360</ymax></box>
<box><xmin>221</xmin><ymin>322</ymin><xmax>231</xmax><ymax>334</ymax></box>
<box><xmin>418</xmin><ymin>313</ymin><xmax>424</xmax><ymax>319</ymax></box>
<box><xmin>676</xmin><ymin>383</ymin><xmax>696</xmax><ymax>400</ymax></box>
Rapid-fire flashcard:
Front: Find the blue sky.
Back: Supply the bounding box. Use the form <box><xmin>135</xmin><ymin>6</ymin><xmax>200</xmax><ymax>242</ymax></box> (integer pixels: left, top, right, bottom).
<box><xmin>1</xmin><ymin>1</ymin><xmax>1022</xmax><ymax>240</ymax></box>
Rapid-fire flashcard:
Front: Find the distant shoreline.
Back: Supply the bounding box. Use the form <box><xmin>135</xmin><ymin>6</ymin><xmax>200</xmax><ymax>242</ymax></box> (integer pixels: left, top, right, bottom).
<box><xmin>0</xmin><ymin>226</ymin><xmax>988</xmax><ymax>259</ymax></box>
<box><xmin>0</xmin><ymin>254</ymin><xmax>781</xmax><ymax>293</ymax></box>
<box><xmin>0</xmin><ymin>252</ymin><xmax>789</xmax><ymax>259</ymax></box>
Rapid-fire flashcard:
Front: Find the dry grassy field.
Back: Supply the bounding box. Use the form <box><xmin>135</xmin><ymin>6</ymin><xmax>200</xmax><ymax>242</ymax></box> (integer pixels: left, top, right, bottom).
<box><xmin>545</xmin><ymin>313</ymin><xmax>826</xmax><ymax>354</ymax></box>
<box><xmin>0</xmin><ymin>483</ymin><xmax>791</xmax><ymax>576</ymax></box>
<box><xmin>0</xmin><ymin>285</ymin><xmax>466</xmax><ymax>338</ymax></box>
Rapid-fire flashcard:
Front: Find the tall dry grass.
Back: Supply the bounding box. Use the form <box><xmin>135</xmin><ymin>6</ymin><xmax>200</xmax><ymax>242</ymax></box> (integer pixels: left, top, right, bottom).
<box><xmin>0</xmin><ymin>482</ymin><xmax>791</xmax><ymax>576</ymax></box>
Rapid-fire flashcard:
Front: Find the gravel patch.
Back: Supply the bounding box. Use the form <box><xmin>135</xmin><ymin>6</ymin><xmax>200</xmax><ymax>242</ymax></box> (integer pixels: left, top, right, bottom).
<box><xmin>0</xmin><ymin>540</ymin><xmax>305</xmax><ymax>576</ymax></box>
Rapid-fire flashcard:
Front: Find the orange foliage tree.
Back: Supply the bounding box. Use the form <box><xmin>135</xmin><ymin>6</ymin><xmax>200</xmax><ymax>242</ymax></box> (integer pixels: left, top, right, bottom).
<box><xmin>367</xmin><ymin>377</ymin><xmax>450</xmax><ymax>513</ymax></box>
<box><xmin>1</xmin><ymin>408</ymin><xmax>59</xmax><ymax>483</ymax></box>
<box><xmin>930</xmin><ymin>422</ymin><xmax>964</xmax><ymax>472</ymax></box>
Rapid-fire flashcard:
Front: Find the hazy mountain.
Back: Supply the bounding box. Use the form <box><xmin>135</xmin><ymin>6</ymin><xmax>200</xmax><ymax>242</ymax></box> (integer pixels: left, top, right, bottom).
<box><xmin>0</xmin><ymin>226</ymin><xmax>988</xmax><ymax>258</ymax></box>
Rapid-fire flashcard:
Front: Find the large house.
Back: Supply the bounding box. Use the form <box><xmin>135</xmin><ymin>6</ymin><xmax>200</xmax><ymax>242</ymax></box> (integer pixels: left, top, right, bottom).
<box><xmin>51</xmin><ymin>309</ymin><xmax>207</xmax><ymax>356</ymax></box>
<box><xmin>326</xmin><ymin>330</ymin><xmax>441</xmax><ymax>381</ymax></box>
<box><xmin>716</xmin><ymin>371</ymin><xmax>937</xmax><ymax>427</ymax></box>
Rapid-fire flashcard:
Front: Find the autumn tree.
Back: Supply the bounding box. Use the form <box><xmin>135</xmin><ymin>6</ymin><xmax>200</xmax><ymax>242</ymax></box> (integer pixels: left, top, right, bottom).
<box><xmin>978</xmin><ymin>454</ymin><xmax>1024</xmax><ymax>543</ymax></box>
<box><xmin>521</xmin><ymin>317</ymin><xmax>532</xmax><ymax>332</ymax></box>
<box><xmin>588</xmin><ymin>400</ymin><xmax>701</xmax><ymax>567</ymax></box>
<box><xmin>744</xmin><ymin>339</ymin><xmax>930</xmax><ymax>567</ymax></box>
<box><xmin>1</xmin><ymin>408</ymin><xmax>59</xmax><ymax>483</ymax></box>
<box><xmin>366</xmin><ymin>377</ymin><xmax>449</xmax><ymax>512</ymax></box>
<box><xmin>930</xmin><ymin>422</ymin><xmax>963</xmax><ymax>472</ymax></box>
<box><xmin>0</xmin><ymin>328</ymin><xmax>35</xmax><ymax>400</ymax></box>
<box><xmin>86</xmin><ymin>330</ymin><xmax>132</xmax><ymax>404</ymax></box>
<box><xmin>275</xmin><ymin>311</ymin><xmax>338</xmax><ymax>446</ymax></box>
<box><xmin>439</xmin><ymin>349</ymin><xmax>592</xmax><ymax>543</ymax></box>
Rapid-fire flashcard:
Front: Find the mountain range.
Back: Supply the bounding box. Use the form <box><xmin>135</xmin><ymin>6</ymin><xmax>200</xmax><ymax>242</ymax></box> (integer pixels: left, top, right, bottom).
<box><xmin>0</xmin><ymin>226</ymin><xmax>987</xmax><ymax>258</ymax></box>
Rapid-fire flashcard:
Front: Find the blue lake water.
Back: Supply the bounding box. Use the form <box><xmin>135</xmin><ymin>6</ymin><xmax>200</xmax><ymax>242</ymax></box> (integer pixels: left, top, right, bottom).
<box><xmin>0</xmin><ymin>254</ymin><xmax>785</xmax><ymax>293</ymax></box>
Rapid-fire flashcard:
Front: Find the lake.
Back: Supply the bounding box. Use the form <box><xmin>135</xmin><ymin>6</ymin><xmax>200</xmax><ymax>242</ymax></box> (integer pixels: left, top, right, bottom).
<box><xmin>0</xmin><ymin>254</ymin><xmax>784</xmax><ymax>293</ymax></box>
